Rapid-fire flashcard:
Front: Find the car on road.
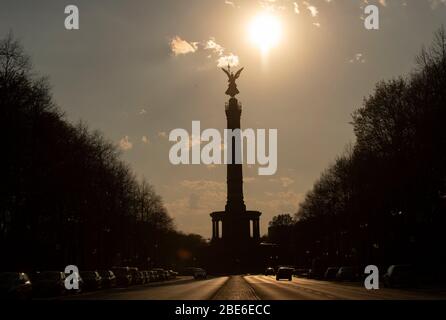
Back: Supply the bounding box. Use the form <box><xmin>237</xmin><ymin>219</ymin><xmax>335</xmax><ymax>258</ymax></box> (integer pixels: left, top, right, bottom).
<box><xmin>336</xmin><ymin>267</ymin><xmax>359</xmax><ymax>282</ymax></box>
<box><xmin>128</xmin><ymin>268</ymin><xmax>143</xmax><ymax>285</ymax></box>
<box><xmin>276</xmin><ymin>267</ymin><xmax>293</xmax><ymax>281</ymax></box>
<box><xmin>181</xmin><ymin>267</ymin><xmax>198</xmax><ymax>276</ymax></box>
<box><xmin>324</xmin><ymin>267</ymin><xmax>340</xmax><ymax>280</ymax></box>
<box><xmin>294</xmin><ymin>268</ymin><xmax>310</xmax><ymax>278</ymax></box>
<box><xmin>0</xmin><ymin>272</ymin><xmax>33</xmax><ymax>300</ymax></box>
<box><xmin>383</xmin><ymin>265</ymin><xmax>415</xmax><ymax>288</ymax></box>
<box><xmin>33</xmin><ymin>271</ymin><xmax>67</xmax><ymax>296</ymax></box>
<box><xmin>265</xmin><ymin>267</ymin><xmax>275</xmax><ymax>276</ymax></box>
<box><xmin>81</xmin><ymin>271</ymin><xmax>102</xmax><ymax>291</ymax></box>
<box><xmin>141</xmin><ymin>271</ymin><xmax>150</xmax><ymax>284</ymax></box>
<box><xmin>98</xmin><ymin>270</ymin><xmax>117</xmax><ymax>289</ymax></box>
<box><xmin>308</xmin><ymin>267</ymin><xmax>325</xmax><ymax>279</ymax></box>
<box><xmin>193</xmin><ymin>268</ymin><xmax>207</xmax><ymax>279</ymax></box>
<box><xmin>139</xmin><ymin>271</ymin><xmax>147</xmax><ymax>284</ymax></box>
<box><xmin>148</xmin><ymin>270</ymin><xmax>158</xmax><ymax>282</ymax></box>
<box><xmin>152</xmin><ymin>268</ymin><xmax>167</xmax><ymax>281</ymax></box>
<box><xmin>111</xmin><ymin>267</ymin><xmax>132</xmax><ymax>287</ymax></box>
<box><xmin>62</xmin><ymin>271</ymin><xmax>84</xmax><ymax>294</ymax></box>
<box><xmin>168</xmin><ymin>270</ymin><xmax>178</xmax><ymax>279</ymax></box>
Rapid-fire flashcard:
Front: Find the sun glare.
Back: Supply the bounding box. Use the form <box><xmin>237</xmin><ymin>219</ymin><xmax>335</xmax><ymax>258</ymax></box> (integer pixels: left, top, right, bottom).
<box><xmin>248</xmin><ymin>13</ymin><xmax>282</xmax><ymax>55</ymax></box>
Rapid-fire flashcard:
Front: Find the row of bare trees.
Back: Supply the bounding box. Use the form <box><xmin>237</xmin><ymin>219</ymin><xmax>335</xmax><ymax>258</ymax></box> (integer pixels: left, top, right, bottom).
<box><xmin>269</xmin><ymin>28</ymin><xmax>446</xmax><ymax>275</ymax></box>
<box><xmin>0</xmin><ymin>33</ymin><xmax>206</xmax><ymax>272</ymax></box>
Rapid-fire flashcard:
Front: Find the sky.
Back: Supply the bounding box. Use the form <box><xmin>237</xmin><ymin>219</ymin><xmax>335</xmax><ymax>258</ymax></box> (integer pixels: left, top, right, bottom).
<box><xmin>1</xmin><ymin>0</ymin><xmax>446</xmax><ymax>238</ymax></box>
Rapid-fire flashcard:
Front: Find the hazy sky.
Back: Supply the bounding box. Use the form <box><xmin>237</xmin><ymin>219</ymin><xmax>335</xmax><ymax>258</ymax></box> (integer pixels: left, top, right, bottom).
<box><xmin>1</xmin><ymin>0</ymin><xmax>445</xmax><ymax>237</ymax></box>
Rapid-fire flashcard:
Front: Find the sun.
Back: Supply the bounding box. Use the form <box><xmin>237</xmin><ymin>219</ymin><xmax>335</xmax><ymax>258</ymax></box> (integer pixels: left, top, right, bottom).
<box><xmin>248</xmin><ymin>13</ymin><xmax>282</xmax><ymax>54</ymax></box>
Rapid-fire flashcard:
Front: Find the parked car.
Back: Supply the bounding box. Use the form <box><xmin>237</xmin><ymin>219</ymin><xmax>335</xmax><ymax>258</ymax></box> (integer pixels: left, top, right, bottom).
<box><xmin>141</xmin><ymin>271</ymin><xmax>149</xmax><ymax>284</ymax></box>
<box><xmin>139</xmin><ymin>271</ymin><xmax>147</xmax><ymax>284</ymax></box>
<box><xmin>308</xmin><ymin>267</ymin><xmax>325</xmax><ymax>279</ymax></box>
<box><xmin>193</xmin><ymin>268</ymin><xmax>207</xmax><ymax>279</ymax></box>
<box><xmin>0</xmin><ymin>272</ymin><xmax>33</xmax><ymax>300</ymax></box>
<box><xmin>182</xmin><ymin>267</ymin><xmax>201</xmax><ymax>276</ymax></box>
<box><xmin>129</xmin><ymin>268</ymin><xmax>142</xmax><ymax>285</ymax></box>
<box><xmin>33</xmin><ymin>271</ymin><xmax>67</xmax><ymax>296</ymax></box>
<box><xmin>324</xmin><ymin>267</ymin><xmax>340</xmax><ymax>280</ymax></box>
<box><xmin>294</xmin><ymin>268</ymin><xmax>310</xmax><ymax>278</ymax></box>
<box><xmin>276</xmin><ymin>267</ymin><xmax>293</xmax><ymax>281</ymax></box>
<box><xmin>98</xmin><ymin>270</ymin><xmax>117</xmax><ymax>289</ymax></box>
<box><xmin>168</xmin><ymin>270</ymin><xmax>178</xmax><ymax>279</ymax></box>
<box><xmin>80</xmin><ymin>271</ymin><xmax>102</xmax><ymax>290</ymax></box>
<box><xmin>265</xmin><ymin>267</ymin><xmax>275</xmax><ymax>276</ymax></box>
<box><xmin>62</xmin><ymin>271</ymin><xmax>83</xmax><ymax>294</ymax></box>
<box><xmin>147</xmin><ymin>270</ymin><xmax>157</xmax><ymax>282</ymax></box>
<box><xmin>111</xmin><ymin>267</ymin><xmax>132</xmax><ymax>287</ymax></box>
<box><xmin>152</xmin><ymin>268</ymin><xmax>167</xmax><ymax>281</ymax></box>
<box><xmin>336</xmin><ymin>267</ymin><xmax>359</xmax><ymax>281</ymax></box>
<box><xmin>383</xmin><ymin>265</ymin><xmax>415</xmax><ymax>288</ymax></box>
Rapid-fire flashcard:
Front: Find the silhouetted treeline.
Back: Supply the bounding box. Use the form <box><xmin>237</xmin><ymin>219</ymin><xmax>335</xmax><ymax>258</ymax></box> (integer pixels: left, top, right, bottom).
<box><xmin>270</xmin><ymin>28</ymin><xmax>446</xmax><ymax>273</ymax></box>
<box><xmin>0</xmin><ymin>33</ymin><xmax>206</xmax><ymax>272</ymax></box>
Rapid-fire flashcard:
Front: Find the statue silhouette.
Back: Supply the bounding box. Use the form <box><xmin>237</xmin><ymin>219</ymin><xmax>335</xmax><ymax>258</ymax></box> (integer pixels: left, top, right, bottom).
<box><xmin>221</xmin><ymin>65</ymin><xmax>244</xmax><ymax>97</ymax></box>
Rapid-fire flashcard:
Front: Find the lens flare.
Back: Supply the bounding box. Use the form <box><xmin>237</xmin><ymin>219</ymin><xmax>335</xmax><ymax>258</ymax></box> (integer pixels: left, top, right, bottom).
<box><xmin>248</xmin><ymin>13</ymin><xmax>282</xmax><ymax>55</ymax></box>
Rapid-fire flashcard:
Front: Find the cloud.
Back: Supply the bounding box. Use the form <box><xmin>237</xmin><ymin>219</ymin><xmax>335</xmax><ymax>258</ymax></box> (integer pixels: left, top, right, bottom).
<box><xmin>180</xmin><ymin>180</ymin><xmax>225</xmax><ymax>191</ymax></box>
<box><xmin>170</xmin><ymin>36</ymin><xmax>198</xmax><ymax>55</ymax></box>
<box><xmin>142</xmin><ymin>136</ymin><xmax>150</xmax><ymax>144</ymax></box>
<box><xmin>269</xmin><ymin>176</ymin><xmax>295</xmax><ymax>188</ymax></box>
<box><xmin>165</xmin><ymin>174</ymin><xmax>304</xmax><ymax>237</ymax></box>
<box><xmin>170</xmin><ymin>35</ymin><xmax>240</xmax><ymax>68</ymax></box>
<box><xmin>246</xmin><ymin>190</ymin><xmax>304</xmax><ymax>221</ymax></box>
<box><xmin>303</xmin><ymin>1</ymin><xmax>319</xmax><ymax>17</ymax></box>
<box><xmin>293</xmin><ymin>2</ymin><xmax>300</xmax><ymax>14</ymax></box>
<box><xmin>205</xmin><ymin>38</ymin><xmax>225</xmax><ymax>56</ymax></box>
<box><xmin>429</xmin><ymin>0</ymin><xmax>446</xmax><ymax>8</ymax></box>
<box><xmin>217</xmin><ymin>54</ymin><xmax>240</xmax><ymax>68</ymax></box>
<box><xmin>349</xmin><ymin>53</ymin><xmax>366</xmax><ymax>64</ymax></box>
<box><xmin>118</xmin><ymin>136</ymin><xmax>133</xmax><ymax>151</ymax></box>
<box><xmin>205</xmin><ymin>38</ymin><xmax>240</xmax><ymax>68</ymax></box>
<box><xmin>280</xmin><ymin>177</ymin><xmax>295</xmax><ymax>188</ymax></box>
<box><xmin>164</xmin><ymin>182</ymin><xmax>227</xmax><ymax>236</ymax></box>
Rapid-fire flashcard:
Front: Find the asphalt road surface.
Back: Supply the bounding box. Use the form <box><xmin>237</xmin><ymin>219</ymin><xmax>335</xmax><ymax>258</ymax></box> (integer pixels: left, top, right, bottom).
<box><xmin>62</xmin><ymin>275</ymin><xmax>446</xmax><ymax>300</ymax></box>
<box><xmin>245</xmin><ymin>275</ymin><xmax>446</xmax><ymax>300</ymax></box>
<box><xmin>65</xmin><ymin>277</ymin><xmax>229</xmax><ymax>300</ymax></box>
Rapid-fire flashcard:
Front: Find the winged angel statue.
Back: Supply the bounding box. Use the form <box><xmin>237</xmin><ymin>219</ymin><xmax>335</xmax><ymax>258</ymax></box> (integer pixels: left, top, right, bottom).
<box><xmin>221</xmin><ymin>66</ymin><xmax>244</xmax><ymax>98</ymax></box>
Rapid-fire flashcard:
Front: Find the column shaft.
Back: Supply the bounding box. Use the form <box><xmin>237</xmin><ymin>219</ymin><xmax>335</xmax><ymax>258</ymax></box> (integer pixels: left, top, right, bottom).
<box><xmin>254</xmin><ymin>219</ymin><xmax>260</xmax><ymax>239</ymax></box>
<box><xmin>212</xmin><ymin>221</ymin><xmax>216</xmax><ymax>240</ymax></box>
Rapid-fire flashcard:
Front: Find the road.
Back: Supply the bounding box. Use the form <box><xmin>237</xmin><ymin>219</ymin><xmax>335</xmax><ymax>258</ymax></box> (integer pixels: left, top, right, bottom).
<box><xmin>62</xmin><ymin>275</ymin><xmax>446</xmax><ymax>300</ymax></box>
<box><xmin>245</xmin><ymin>275</ymin><xmax>445</xmax><ymax>300</ymax></box>
<box><xmin>65</xmin><ymin>277</ymin><xmax>228</xmax><ymax>300</ymax></box>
